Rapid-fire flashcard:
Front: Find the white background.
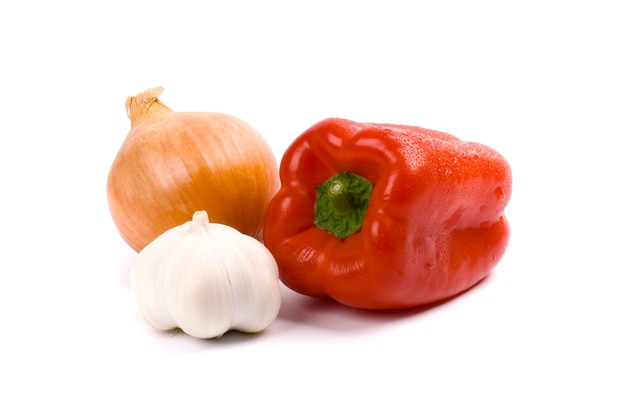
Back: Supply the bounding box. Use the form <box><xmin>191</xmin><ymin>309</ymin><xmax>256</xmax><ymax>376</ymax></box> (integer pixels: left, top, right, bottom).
<box><xmin>1</xmin><ymin>1</ymin><xmax>624</xmax><ymax>415</ymax></box>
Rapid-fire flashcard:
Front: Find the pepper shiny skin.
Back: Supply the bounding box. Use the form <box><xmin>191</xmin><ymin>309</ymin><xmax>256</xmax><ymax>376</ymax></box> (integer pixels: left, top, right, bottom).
<box><xmin>263</xmin><ymin>118</ymin><xmax>512</xmax><ymax>310</ymax></box>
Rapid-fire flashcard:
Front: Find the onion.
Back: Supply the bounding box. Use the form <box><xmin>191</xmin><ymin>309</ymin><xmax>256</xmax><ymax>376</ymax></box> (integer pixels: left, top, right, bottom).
<box><xmin>107</xmin><ymin>87</ymin><xmax>280</xmax><ymax>252</ymax></box>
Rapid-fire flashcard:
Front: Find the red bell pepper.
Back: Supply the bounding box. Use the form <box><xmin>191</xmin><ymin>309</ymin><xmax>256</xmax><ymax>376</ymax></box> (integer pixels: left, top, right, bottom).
<box><xmin>263</xmin><ymin>118</ymin><xmax>512</xmax><ymax>310</ymax></box>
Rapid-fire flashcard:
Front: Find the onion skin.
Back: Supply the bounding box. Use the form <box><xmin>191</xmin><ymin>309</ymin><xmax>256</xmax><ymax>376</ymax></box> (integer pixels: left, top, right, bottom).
<box><xmin>107</xmin><ymin>87</ymin><xmax>280</xmax><ymax>252</ymax></box>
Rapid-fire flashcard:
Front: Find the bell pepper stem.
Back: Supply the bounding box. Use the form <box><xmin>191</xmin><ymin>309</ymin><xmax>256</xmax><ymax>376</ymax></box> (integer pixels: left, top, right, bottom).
<box><xmin>314</xmin><ymin>171</ymin><xmax>372</xmax><ymax>240</ymax></box>
<box><xmin>328</xmin><ymin>180</ymin><xmax>354</xmax><ymax>212</ymax></box>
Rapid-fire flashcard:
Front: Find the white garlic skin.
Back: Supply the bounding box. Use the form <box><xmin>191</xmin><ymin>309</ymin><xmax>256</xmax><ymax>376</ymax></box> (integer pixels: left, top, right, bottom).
<box><xmin>130</xmin><ymin>211</ymin><xmax>281</xmax><ymax>339</ymax></box>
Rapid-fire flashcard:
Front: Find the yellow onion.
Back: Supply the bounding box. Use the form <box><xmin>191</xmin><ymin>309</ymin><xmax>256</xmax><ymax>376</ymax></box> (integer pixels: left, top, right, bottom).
<box><xmin>107</xmin><ymin>87</ymin><xmax>280</xmax><ymax>252</ymax></box>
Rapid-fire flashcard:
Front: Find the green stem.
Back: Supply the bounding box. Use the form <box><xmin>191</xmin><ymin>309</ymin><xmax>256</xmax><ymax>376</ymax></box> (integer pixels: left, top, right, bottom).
<box><xmin>314</xmin><ymin>171</ymin><xmax>372</xmax><ymax>240</ymax></box>
<box><xmin>327</xmin><ymin>180</ymin><xmax>354</xmax><ymax>213</ymax></box>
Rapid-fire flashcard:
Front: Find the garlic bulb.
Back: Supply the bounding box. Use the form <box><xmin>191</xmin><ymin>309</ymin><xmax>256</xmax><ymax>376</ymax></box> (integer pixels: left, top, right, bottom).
<box><xmin>131</xmin><ymin>211</ymin><xmax>281</xmax><ymax>339</ymax></box>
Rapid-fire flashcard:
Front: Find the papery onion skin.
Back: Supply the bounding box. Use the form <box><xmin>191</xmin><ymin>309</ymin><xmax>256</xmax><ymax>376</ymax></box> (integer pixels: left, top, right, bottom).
<box><xmin>107</xmin><ymin>87</ymin><xmax>280</xmax><ymax>252</ymax></box>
